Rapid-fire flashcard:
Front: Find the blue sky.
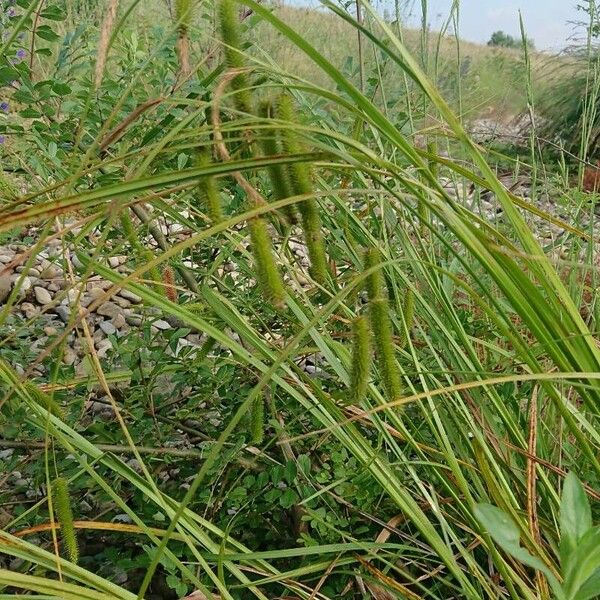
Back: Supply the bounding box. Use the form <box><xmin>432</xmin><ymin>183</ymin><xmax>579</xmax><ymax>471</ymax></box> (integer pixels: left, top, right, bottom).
<box><xmin>401</xmin><ymin>0</ymin><xmax>584</xmax><ymax>50</ymax></box>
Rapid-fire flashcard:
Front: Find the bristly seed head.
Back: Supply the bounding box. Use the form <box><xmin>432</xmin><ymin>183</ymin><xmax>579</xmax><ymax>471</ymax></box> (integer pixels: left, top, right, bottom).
<box><xmin>348</xmin><ymin>315</ymin><xmax>371</xmax><ymax>405</ymax></box>
<box><xmin>52</xmin><ymin>477</ymin><xmax>79</xmax><ymax>564</ymax></box>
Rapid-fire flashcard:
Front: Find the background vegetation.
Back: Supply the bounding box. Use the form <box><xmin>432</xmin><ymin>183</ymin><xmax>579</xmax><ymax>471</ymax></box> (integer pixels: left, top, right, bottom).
<box><xmin>1</xmin><ymin>0</ymin><xmax>600</xmax><ymax>599</ymax></box>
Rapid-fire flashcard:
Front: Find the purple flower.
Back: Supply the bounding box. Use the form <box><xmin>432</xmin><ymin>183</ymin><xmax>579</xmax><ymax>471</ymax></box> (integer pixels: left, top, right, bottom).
<box><xmin>16</xmin><ymin>48</ymin><xmax>25</xmax><ymax>59</ymax></box>
<box><xmin>0</xmin><ymin>102</ymin><xmax>8</xmax><ymax>112</ymax></box>
<box><xmin>7</xmin><ymin>7</ymin><xmax>15</xmax><ymax>17</ymax></box>
<box><xmin>0</xmin><ymin>136</ymin><xmax>5</xmax><ymax>145</ymax></box>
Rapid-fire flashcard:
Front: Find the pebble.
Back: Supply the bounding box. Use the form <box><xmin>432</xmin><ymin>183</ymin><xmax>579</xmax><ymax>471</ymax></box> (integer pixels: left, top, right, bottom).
<box><xmin>61</xmin><ymin>289</ymin><xmax>80</xmax><ymax>305</ymax></box>
<box><xmin>34</xmin><ymin>286</ymin><xmax>52</xmax><ymax>305</ymax></box>
<box><xmin>152</xmin><ymin>319</ymin><xmax>171</xmax><ymax>330</ymax></box>
<box><xmin>0</xmin><ymin>274</ymin><xmax>11</xmax><ymax>303</ymax></box>
<box><xmin>20</xmin><ymin>302</ymin><xmax>37</xmax><ymax>319</ymax></box>
<box><xmin>118</xmin><ymin>289</ymin><xmax>141</xmax><ymax>303</ymax></box>
<box><xmin>97</xmin><ymin>302</ymin><xmax>121</xmax><ymax>319</ymax></box>
<box><xmin>113</xmin><ymin>296</ymin><xmax>131</xmax><ymax>308</ymax></box>
<box><xmin>99</xmin><ymin>320</ymin><xmax>117</xmax><ymax>335</ymax></box>
<box><xmin>89</xmin><ymin>287</ymin><xmax>106</xmax><ymax>301</ymax></box>
<box><xmin>96</xmin><ymin>339</ymin><xmax>112</xmax><ymax>358</ymax></box>
<box><xmin>111</xmin><ymin>313</ymin><xmax>127</xmax><ymax>329</ymax></box>
<box><xmin>54</xmin><ymin>305</ymin><xmax>70</xmax><ymax>323</ymax></box>
<box><xmin>125</xmin><ymin>314</ymin><xmax>142</xmax><ymax>326</ymax></box>
<box><xmin>62</xmin><ymin>347</ymin><xmax>77</xmax><ymax>366</ymax></box>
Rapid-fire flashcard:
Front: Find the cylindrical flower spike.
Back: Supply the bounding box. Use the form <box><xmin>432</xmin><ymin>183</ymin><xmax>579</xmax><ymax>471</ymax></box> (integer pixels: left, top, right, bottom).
<box><xmin>162</xmin><ymin>266</ymin><xmax>177</xmax><ymax>303</ymax></box>
<box><xmin>348</xmin><ymin>315</ymin><xmax>371</xmax><ymax>405</ymax></box>
<box><xmin>196</xmin><ymin>149</ymin><xmax>224</xmax><ymax>223</ymax></box>
<box><xmin>250</xmin><ymin>394</ymin><xmax>265</xmax><ymax>444</ymax></box>
<box><xmin>276</xmin><ymin>93</ymin><xmax>329</xmax><ymax>284</ymax></box>
<box><xmin>259</xmin><ymin>100</ymin><xmax>298</xmax><ymax>224</ymax></box>
<box><xmin>52</xmin><ymin>477</ymin><xmax>79</xmax><ymax>564</ymax></box>
<box><xmin>364</xmin><ymin>249</ymin><xmax>402</xmax><ymax>404</ymax></box>
<box><xmin>249</xmin><ymin>217</ymin><xmax>286</xmax><ymax>310</ymax></box>
<box><xmin>219</xmin><ymin>0</ymin><xmax>253</xmax><ymax>114</ymax></box>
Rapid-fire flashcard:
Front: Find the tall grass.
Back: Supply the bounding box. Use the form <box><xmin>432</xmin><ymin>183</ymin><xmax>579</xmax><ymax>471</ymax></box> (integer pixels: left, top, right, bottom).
<box><xmin>0</xmin><ymin>0</ymin><xmax>599</xmax><ymax>599</ymax></box>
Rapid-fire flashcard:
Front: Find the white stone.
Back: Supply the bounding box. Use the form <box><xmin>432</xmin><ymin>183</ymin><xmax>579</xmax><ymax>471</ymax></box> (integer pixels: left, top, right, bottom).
<box><xmin>34</xmin><ymin>286</ymin><xmax>52</xmax><ymax>305</ymax></box>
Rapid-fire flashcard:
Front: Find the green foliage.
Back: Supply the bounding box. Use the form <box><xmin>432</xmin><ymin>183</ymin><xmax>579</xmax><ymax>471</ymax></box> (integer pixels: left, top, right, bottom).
<box><xmin>487</xmin><ymin>30</ymin><xmax>534</xmax><ymax>50</ymax></box>
<box><xmin>476</xmin><ymin>473</ymin><xmax>600</xmax><ymax>600</ymax></box>
<box><xmin>1</xmin><ymin>1</ymin><xmax>600</xmax><ymax>599</ymax></box>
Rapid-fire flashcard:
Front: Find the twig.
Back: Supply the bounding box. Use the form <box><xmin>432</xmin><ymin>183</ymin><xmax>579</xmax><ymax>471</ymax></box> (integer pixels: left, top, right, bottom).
<box><xmin>99</xmin><ymin>97</ymin><xmax>164</xmax><ymax>152</ymax></box>
<box><xmin>211</xmin><ymin>68</ymin><xmax>269</xmax><ymax>210</ymax></box>
<box><xmin>0</xmin><ymin>439</ymin><xmax>203</xmax><ymax>458</ymax></box>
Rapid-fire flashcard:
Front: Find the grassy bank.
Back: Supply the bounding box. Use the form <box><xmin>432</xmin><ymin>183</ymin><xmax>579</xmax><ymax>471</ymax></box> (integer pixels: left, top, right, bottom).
<box><xmin>0</xmin><ymin>0</ymin><xmax>599</xmax><ymax>599</ymax></box>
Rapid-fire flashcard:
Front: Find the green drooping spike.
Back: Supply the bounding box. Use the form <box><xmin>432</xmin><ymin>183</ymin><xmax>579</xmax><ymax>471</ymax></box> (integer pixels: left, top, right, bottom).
<box><xmin>364</xmin><ymin>249</ymin><xmax>402</xmax><ymax>404</ymax></box>
<box><xmin>218</xmin><ymin>0</ymin><xmax>253</xmax><ymax>114</ymax></box>
<box><xmin>276</xmin><ymin>93</ymin><xmax>329</xmax><ymax>284</ymax></box>
<box><xmin>259</xmin><ymin>100</ymin><xmax>298</xmax><ymax>224</ymax></box>
<box><xmin>195</xmin><ymin>149</ymin><xmax>224</xmax><ymax>223</ymax></box>
<box><xmin>248</xmin><ymin>217</ymin><xmax>286</xmax><ymax>310</ymax></box>
<box><xmin>250</xmin><ymin>394</ymin><xmax>265</xmax><ymax>444</ymax></box>
<box><xmin>348</xmin><ymin>315</ymin><xmax>371</xmax><ymax>405</ymax></box>
<box><xmin>52</xmin><ymin>477</ymin><xmax>79</xmax><ymax>564</ymax></box>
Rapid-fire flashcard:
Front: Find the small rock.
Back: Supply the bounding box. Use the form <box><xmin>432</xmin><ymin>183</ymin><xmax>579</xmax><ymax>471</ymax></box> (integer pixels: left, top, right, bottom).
<box><xmin>111</xmin><ymin>313</ymin><xmax>126</xmax><ymax>329</ymax></box>
<box><xmin>125</xmin><ymin>314</ymin><xmax>142</xmax><ymax>326</ymax></box>
<box><xmin>113</xmin><ymin>296</ymin><xmax>131</xmax><ymax>308</ymax></box>
<box><xmin>20</xmin><ymin>302</ymin><xmax>37</xmax><ymax>319</ymax></box>
<box><xmin>18</xmin><ymin>276</ymin><xmax>34</xmax><ymax>293</ymax></box>
<box><xmin>118</xmin><ymin>289</ymin><xmax>141</xmax><ymax>303</ymax></box>
<box><xmin>0</xmin><ymin>274</ymin><xmax>11</xmax><ymax>303</ymax></box>
<box><xmin>47</xmin><ymin>283</ymin><xmax>60</xmax><ymax>292</ymax></box>
<box><xmin>61</xmin><ymin>289</ymin><xmax>80</xmax><ymax>305</ymax></box>
<box><xmin>43</xmin><ymin>326</ymin><xmax>58</xmax><ymax>336</ymax></box>
<box><xmin>96</xmin><ymin>339</ymin><xmax>112</xmax><ymax>358</ymax></box>
<box><xmin>97</xmin><ymin>302</ymin><xmax>121</xmax><ymax>319</ymax></box>
<box><xmin>71</xmin><ymin>254</ymin><xmax>84</xmax><ymax>270</ymax></box>
<box><xmin>39</xmin><ymin>264</ymin><xmax>62</xmax><ymax>280</ymax></box>
<box><xmin>34</xmin><ymin>286</ymin><xmax>52</xmax><ymax>305</ymax></box>
<box><xmin>99</xmin><ymin>320</ymin><xmax>116</xmax><ymax>335</ymax></box>
<box><xmin>108</xmin><ymin>256</ymin><xmax>121</xmax><ymax>268</ymax></box>
<box><xmin>54</xmin><ymin>305</ymin><xmax>70</xmax><ymax>323</ymax></box>
<box><xmin>152</xmin><ymin>319</ymin><xmax>171</xmax><ymax>330</ymax></box>
<box><xmin>62</xmin><ymin>347</ymin><xmax>77</xmax><ymax>366</ymax></box>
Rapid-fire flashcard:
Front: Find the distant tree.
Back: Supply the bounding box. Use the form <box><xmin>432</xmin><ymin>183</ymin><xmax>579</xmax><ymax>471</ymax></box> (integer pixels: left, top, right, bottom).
<box><xmin>487</xmin><ymin>30</ymin><xmax>535</xmax><ymax>50</ymax></box>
